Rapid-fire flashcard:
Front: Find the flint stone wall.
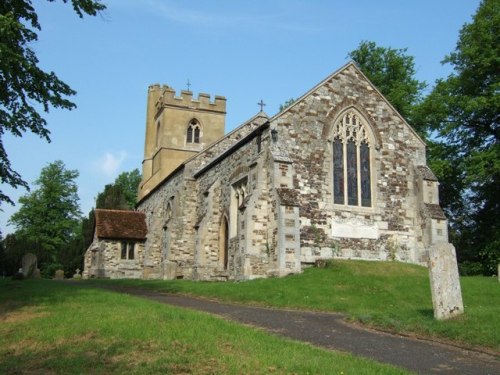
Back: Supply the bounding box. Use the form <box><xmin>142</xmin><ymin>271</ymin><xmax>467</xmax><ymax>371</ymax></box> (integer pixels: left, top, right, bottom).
<box><xmin>271</xmin><ymin>64</ymin><xmax>428</xmax><ymax>265</ymax></box>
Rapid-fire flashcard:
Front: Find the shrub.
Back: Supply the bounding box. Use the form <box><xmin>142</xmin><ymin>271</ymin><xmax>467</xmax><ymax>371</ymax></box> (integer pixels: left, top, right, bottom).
<box><xmin>41</xmin><ymin>263</ymin><xmax>64</xmax><ymax>279</ymax></box>
<box><xmin>458</xmin><ymin>261</ymin><xmax>483</xmax><ymax>276</ymax></box>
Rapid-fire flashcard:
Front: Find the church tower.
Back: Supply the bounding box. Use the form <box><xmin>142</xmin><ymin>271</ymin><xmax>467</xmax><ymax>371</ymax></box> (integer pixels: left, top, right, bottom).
<box><xmin>138</xmin><ymin>85</ymin><xmax>226</xmax><ymax>200</ymax></box>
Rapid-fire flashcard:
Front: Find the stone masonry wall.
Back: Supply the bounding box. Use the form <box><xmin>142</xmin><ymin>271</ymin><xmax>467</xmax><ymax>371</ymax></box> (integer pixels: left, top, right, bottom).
<box><xmin>138</xmin><ymin>113</ymin><xmax>270</xmax><ymax>280</ymax></box>
<box><xmin>194</xmin><ymin>131</ymin><xmax>277</xmax><ymax>280</ymax></box>
<box><xmin>271</xmin><ymin>64</ymin><xmax>428</xmax><ymax>265</ymax></box>
<box><xmin>83</xmin><ymin>239</ymin><xmax>145</xmax><ymax>279</ymax></box>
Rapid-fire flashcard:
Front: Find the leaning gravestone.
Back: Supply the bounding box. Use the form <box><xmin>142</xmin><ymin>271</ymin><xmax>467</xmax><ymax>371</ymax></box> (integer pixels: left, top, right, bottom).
<box><xmin>54</xmin><ymin>269</ymin><xmax>65</xmax><ymax>280</ymax></box>
<box><xmin>21</xmin><ymin>253</ymin><xmax>38</xmax><ymax>278</ymax></box>
<box><xmin>428</xmin><ymin>242</ymin><xmax>464</xmax><ymax>320</ymax></box>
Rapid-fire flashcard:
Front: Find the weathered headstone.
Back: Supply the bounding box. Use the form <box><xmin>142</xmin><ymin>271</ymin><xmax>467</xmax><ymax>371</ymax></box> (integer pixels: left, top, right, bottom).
<box><xmin>54</xmin><ymin>269</ymin><xmax>65</xmax><ymax>280</ymax></box>
<box><xmin>21</xmin><ymin>253</ymin><xmax>37</xmax><ymax>278</ymax></box>
<box><xmin>428</xmin><ymin>242</ymin><xmax>464</xmax><ymax>320</ymax></box>
<box><xmin>73</xmin><ymin>268</ymin><xmax>82</xmax><ymax>279</ymax></box>
<box><xmin>33</xmin><ymin>268</ymin><xmax>41</xmax><ymax>278</ymax></box>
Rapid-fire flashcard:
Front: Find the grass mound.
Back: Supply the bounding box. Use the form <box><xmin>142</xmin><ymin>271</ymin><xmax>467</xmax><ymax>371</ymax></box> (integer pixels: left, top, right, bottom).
<box><xmin>0</xmin><ymin>278</ymin><xmax>409</xmax><ymax>374</ymax></box>
<box><xmin>91</xmin><ymin>260</ymin><xmax>500</xmax><ymax>351</ymax></box>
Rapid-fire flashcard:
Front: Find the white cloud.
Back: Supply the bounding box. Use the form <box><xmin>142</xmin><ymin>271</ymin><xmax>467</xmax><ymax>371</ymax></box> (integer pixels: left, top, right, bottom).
<box><xmin>94</xmin><ymin>151</ymin><xmax>127</xmax><ymax>179</ymax></box>
<box><xmin>107</xmin><ymin>0</ymin><xmax>321</xmax><ymax>33</ymax></box>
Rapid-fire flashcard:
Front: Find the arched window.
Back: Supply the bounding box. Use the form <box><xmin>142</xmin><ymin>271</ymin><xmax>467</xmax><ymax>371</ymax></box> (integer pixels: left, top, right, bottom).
<box><xmin>332</xmin><ymin>110</ymin><xmax>373</xmax><ymax>207</ymax></box>
<box><xmin>219</xmin><ymin>215</ymin><xmax>229</xmax><ymax>270</ymax></box>
<box><xmin>186</xmin><ymin>119</ymin><xmax>201</xmax><ymax>144</ymax></box>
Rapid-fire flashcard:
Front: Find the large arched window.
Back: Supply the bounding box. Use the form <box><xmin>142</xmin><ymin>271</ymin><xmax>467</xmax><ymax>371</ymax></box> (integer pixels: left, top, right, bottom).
<box><xmin>186</xmin><ymin>119</ymin><xmax>201</xmax><ymax>144</ymax></box>
<box><xmin>332</xmin><ymin>110</ymin><xmax>373</xmax><ymax>207</ymax></box>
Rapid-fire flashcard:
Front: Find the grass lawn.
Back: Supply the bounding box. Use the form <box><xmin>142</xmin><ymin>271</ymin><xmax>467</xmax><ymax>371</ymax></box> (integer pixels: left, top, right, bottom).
<box><xmin>87</xmin><ymin>260</ymin><xmax>500</xmax><ymax>352</ymax></box>
<box><xmin>0</xmin><ymin>278</ymin><xmax>411</xmax><ymax>374</ymax></box>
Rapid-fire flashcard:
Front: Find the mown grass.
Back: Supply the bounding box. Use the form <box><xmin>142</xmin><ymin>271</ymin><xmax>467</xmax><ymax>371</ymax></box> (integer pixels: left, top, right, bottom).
<box><xmin>88</xmin><ymin>260</ymin><xmax>500</xmax><ymax>352</ymax></box>
<box><xmin>0</xmin><ymin>278</ymin><xmax>410</xmax><ymax>374</ymax></box>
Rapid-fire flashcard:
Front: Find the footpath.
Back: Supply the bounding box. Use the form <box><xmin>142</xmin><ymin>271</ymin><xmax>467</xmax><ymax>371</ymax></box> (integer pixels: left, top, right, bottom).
<box><xmin>93</xmin><ymin>285</ymin><xmax>499</xmax><ymax>375</ymax></box>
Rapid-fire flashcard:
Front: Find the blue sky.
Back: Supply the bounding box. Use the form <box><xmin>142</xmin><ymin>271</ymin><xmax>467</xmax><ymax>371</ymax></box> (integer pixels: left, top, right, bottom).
<box><xmin>1</xmin><ymin>0</ymin><xmax>480</xmax><ymax>234</ymax></box>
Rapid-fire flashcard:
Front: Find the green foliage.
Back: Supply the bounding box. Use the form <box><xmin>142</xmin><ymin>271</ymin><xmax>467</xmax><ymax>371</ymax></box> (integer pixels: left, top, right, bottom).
<box><xmin>10</xmin><ymin>272</ymin><xmax>24</xmax><ymax>280</ymax></box>
<box><xmin>458</xmin><ymin>261</ymin><xmax>483</xmax><ymax>276</ymax></box>
<box><xmin>95</xmin><ymin>183</ymin><xmax>128</xmax><ymax>210</ymax></box>
<box><xmin>114</xmin><ymin>169</ymin><xmax>141</xmax><ymax>208</ymax></box>
<box><xmin>0</xmin><ymin>0</ymin><xmax>106</xmax><ymax>205</ymax></box>
<box><xmin>95</xmin><ymin>169</ymin><xmax>141</xmax><ymax>210</ymax></box>
<box><xmin>417</xmin><ymin>0</ymin><xmax>499</xmax><ymax>275</ymax></box>
<box><xmin>9</xmin><ymin>160</ymin><xmax>82</xmax><ymax>262</ymax></box>
<box><xmin>40</xmin><ymin>262</ymin><xmax>63</xmax><ymax>278</ymax></box>
<box><xmin>81</xmin><ymin>209</ymin><xmax>95</xmax><ymax>250</ymax></box>
<box><xmin>279</xmin><ymin>98</ymin><xmax>296</xmax><ymax>112</ymax></box>
<box><xmin>348</xmin><ymin>41</ymin><xmax>426</xmax><ymax>131</ymax></box>
<box><xmin>0</xmin><ymin>279</ymin><xmax>407</xmax><ymax>374</ymax></box>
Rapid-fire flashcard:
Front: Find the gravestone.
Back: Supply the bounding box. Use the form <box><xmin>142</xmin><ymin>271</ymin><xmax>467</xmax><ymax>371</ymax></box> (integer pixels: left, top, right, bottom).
<box><xmin>428</xmin><ymin>242</ymin><xmax>464</xmax><ymax>320</ymax></box>
<box><xmin>73</xmin><ymin>268</ymin><xmax>82</xmax><ymax>279</ymax></box>
<box><xmin>21</xmin><ymin>253</ymin><xmax>38</xmax><ymax>278</ymax></box>
<box><xmin>54</xmin><ymin>269</ymin><xmax>65</xmax><ymax>280</ymax></box>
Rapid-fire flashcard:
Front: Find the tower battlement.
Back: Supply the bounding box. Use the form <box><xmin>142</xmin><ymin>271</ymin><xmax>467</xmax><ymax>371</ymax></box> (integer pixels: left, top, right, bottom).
<box><xmin>150</xmin><ymin>84</ymin><xmax>226</xmax><ymax>113</ymax></box>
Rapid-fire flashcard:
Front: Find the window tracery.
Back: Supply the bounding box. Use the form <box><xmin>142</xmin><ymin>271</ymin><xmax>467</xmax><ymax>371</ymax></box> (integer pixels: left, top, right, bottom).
<box><xmin>186</xmin><ymin>119</ymin><xmax>201</xmax><ymax>143</ymax></box>
<box><xmin>332</xmin><ymin>110</ymin><xmax>373</xmax><ymax>207</ymax></box>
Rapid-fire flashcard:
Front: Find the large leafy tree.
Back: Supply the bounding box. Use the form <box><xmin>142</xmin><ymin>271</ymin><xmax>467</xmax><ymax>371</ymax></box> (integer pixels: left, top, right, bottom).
<box><xmin>0</xmin><ymin>0</ymin><xmax>105</xmax><ymax>205</ymax></box>
<box><xmin>348</xmin><ymin>41</ymin><xmax>427</xmax><ymax>132</ymax></box>
<box><xmin>114</xmin><ymin>168</ymin><xmax>142</xmax><ymax>208</ymax></box>
<box><xmin>418</xmin><ymin>0</ymin><xmax>499</xmax><ymax>274</ymax></box>
<box><xmin>9</xmin><ymin>160</ymin><xmax>82</xmax><ymax>262</ymax></box>
<box><xmin>95</xmin><ymin>169</ymin><xmax>141</xmax><ymax>210</ymax></box>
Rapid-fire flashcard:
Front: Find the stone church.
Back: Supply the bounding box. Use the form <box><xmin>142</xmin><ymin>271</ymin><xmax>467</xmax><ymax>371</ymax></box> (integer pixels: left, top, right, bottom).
<box><xmin>83</xmin><ymin>62</ymin><xmax>450</xmax><ymax>280</ymax></box>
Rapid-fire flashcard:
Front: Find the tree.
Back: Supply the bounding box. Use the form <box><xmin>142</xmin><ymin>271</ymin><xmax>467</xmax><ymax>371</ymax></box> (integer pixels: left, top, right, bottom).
<box><xmin>418</xmin><ymin>0</ymin><xmax>499</xmax><ymax>274</ymax></box>
<box><xmin>9</xmin><ymin>160</ymin><xmax>82</xmax><ymax>262</ymax></box>
<box><xmin>95</xmin><ymin>169</ymin><xmax>142</xmax><ymax>210</ymax></box>
<box><xmin>348</xmin><ymin>41</ymin><xmax>427</xmax><ymax>132</ymax></box>
<box><xmin>114</xmin><ymin>169</ymin><xmax>142</xmax><ymax>208</ymax></box>
<box><xmin>0</xmin><ymin>0</ymin><xmax>106</xmax><ymax>205</ymax></box>
<box><xmin>96</xmin><ymin>184</ymin><xmax>129</xmax><ymax>210</ymax></box>
<box><xmin>279</xmin><ymin>98</ymin><xmax>296</xmax><ymax>112</ymax></box>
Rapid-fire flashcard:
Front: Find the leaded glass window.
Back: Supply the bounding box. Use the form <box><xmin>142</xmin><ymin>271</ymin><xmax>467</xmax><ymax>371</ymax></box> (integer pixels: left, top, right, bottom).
<box><xmin>332</xmin><ymin>111</ymin><xmax>373</xmax><ymax>207</ymax></box>
<box><xmin>347</xmin><ymin>140</ymin><xmax>358</xmax><ymax>205</ymax></box>
<box><xmin>333</xmin><ymin>139</ymin><xmax>344</xmax><ymax>204</ymax></box>
<box><xmin>360</xmin><ymin>142</ymin><xmax>371</xmax><ymax>207</ymax></box>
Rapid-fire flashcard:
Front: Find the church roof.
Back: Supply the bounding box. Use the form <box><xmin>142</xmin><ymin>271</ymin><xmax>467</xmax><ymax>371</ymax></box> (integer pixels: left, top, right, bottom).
<box><xmin>423</xmin><ymin>204</ymin><xmax>447</xmax><ymax>220</ymax></box>
<box><xmin>94</xmin><ymin>209</ymin><xmax>147</xmax><ymax>240</ymax></box>
<box><xmin>416</xmin><ymin>166</ymin><xmax>438</xmax><ymax>181</ymax></box>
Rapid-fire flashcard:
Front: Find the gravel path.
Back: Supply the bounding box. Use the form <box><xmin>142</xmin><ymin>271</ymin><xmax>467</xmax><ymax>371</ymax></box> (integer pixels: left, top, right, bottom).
<box><xmin>92</xmin><ymin>285</ymin><xmax>499</xmax><ymax>375</ymax></box>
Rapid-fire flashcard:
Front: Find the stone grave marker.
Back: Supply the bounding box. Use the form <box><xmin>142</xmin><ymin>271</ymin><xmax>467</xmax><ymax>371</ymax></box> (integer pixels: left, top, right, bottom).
<box><xmin>73</xmin><ymin>268</ymin><xmax>82</xmax><ymax>279</ymax></box>
<box><xmin>428</xmin><ymin>242</ymin><xmax>464</xmax><ymax>320</ymax></box>
<box><xmin>54</xmin><ymin>269</ymin><xmax>65</xmax><ymax>280</ymax></box>
<box><xmin>21</xmin><ymin>253</ymin><xmax>38</xmax><ymax>278</ymax></box>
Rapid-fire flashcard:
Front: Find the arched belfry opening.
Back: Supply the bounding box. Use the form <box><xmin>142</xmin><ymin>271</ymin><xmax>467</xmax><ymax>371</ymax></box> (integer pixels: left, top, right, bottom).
<box><xmin>186</xmin><ymin>119</ymin><xmax>201</xmax><ymax>144</ymax></box>
<box><xmin>219</xmin><ymin>215</ymin><xmax>229</xmax><ymax>270</ymax></box>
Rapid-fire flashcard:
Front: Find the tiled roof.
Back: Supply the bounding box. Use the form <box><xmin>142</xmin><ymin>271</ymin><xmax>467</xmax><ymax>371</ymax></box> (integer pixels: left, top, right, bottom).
<box><xmin>423</xmin><ymin>204</ymin><xmax>447</xmax><ymax>220</ymax></box>
<box><xmin>94</xmin><ymin>209</ymin><xmax>147</xmax><ymax>240</ymax></box>
<box><xmin>416</xmin><ymin>166</ymin><xmax>438</xmax><ymax>181</ymax></box>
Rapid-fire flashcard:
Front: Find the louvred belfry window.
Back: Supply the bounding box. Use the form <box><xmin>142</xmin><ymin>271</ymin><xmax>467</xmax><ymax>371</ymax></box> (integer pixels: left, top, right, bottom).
<box><xmin>332</xmin><ymin>111</ymin><xmax>372</xmax><ymax>207</ymax></box>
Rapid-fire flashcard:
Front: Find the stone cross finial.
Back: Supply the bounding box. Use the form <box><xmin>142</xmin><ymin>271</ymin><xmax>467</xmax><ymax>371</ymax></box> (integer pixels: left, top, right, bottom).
<box><xmin>187</xmin><ymin>79</ymin><xmax>191</xmax><ymax>91</ymax></box>
<box><xmin>257</xmin><ymin>99</ymin><xmax>266</xmax><ymax>112</ymax></box>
